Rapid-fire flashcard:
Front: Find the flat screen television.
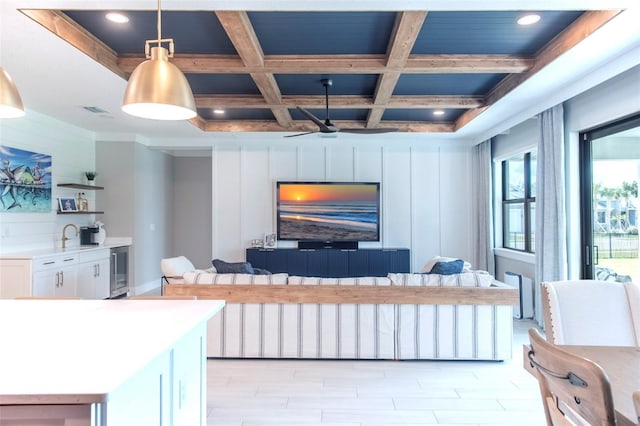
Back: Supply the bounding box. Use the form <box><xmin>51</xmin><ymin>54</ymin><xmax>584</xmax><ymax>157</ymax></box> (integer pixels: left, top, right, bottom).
<box><xmin>276</xmin><ymin>181</ymin><xmax>381</xmax><ymax>242</ymax></box>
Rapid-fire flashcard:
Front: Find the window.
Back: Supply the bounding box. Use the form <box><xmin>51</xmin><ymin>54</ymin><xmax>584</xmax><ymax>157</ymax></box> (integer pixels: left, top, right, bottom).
<box><xmin>502</xmin><ymin>152</ymin><xmax>536</xmax><ymax>252</ymax></box>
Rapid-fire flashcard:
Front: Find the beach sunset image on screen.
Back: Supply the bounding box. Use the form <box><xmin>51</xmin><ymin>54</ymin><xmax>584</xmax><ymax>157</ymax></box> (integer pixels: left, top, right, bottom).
<box><xmin>277</xmin><ymin>182</ymin><xmax>380</xmax><ymax>241</ymax></box>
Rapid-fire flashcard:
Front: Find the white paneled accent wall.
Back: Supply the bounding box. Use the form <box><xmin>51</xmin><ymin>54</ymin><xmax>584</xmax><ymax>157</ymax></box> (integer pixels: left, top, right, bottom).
<box><xmin>210</xmin><ymin>140</ymin><xmax>473</xmax><ymax>272</ymax></box>
<box><xmin>0</xmin><ymin>111</ymin><xmax>96</xmax><ymax>253</ymax></box>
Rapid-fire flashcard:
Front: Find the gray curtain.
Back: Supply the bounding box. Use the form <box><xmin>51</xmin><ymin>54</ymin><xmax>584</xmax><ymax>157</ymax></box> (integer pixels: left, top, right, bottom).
<box><xmin>471</xmin><ymin>139</ymin><xmax>495</xmax><ymax>275</ymax></box>
<box><xmin>535</xmin><ymin>104</ymin><xmax>568</xmax><ymax>325</ymax></box>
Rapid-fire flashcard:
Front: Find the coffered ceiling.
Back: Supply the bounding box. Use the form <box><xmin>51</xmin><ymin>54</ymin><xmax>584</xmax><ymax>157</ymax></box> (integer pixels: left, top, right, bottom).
<box><xmin>2</xmin><ymin>1</ymin><xmax>639</xmax><ymax>144</ymax></box>
<box><xmin>16</xmin><ymin>7</ymin><xmax>622</xmax><ymax>134</ymax></box>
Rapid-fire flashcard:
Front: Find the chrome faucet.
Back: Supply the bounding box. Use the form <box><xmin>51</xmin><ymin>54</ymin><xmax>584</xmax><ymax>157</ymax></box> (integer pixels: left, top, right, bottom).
<box><xmin>61</xmin><ymin>224</ymin><xmax>78</xmax><ymax>249</ymax></box>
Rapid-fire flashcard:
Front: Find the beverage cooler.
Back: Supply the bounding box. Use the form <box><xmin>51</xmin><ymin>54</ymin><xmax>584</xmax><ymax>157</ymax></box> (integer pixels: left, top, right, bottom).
<box><xmin>110</xmin><ymin>246</ymin><xmax>129</xmax><ymax>298</ymax></box>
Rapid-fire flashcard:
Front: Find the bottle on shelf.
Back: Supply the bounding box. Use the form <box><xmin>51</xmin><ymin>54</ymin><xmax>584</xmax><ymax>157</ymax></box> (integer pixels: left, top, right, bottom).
<box><xmin>81</xmin><ymin>193</ymin><xmax>89</xmax><ymax>211</ymax></box>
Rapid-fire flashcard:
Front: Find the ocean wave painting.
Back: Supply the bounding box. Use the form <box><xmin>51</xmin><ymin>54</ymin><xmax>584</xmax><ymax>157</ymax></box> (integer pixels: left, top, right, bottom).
<box><xmin>0</xmin><ymin>145</ymin><xmax>52</xmax><ymax>213</ymax></box>
<box><xmin>277</xmin><ymin>183</ymin><xmax>380</xmax><ymax>241</ymax></box>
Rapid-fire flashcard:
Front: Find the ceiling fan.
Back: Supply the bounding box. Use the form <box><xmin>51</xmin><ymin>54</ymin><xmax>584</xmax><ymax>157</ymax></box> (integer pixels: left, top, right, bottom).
<box><xmin>285</xmin><ymin>79</ymin><xmax>398</xmax><ymax>138</ymax></box>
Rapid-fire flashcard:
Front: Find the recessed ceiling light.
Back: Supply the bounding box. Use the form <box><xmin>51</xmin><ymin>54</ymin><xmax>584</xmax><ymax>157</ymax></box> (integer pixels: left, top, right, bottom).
<box><xmin>213</xmin><ymin>109</ymin><xmax>225</xmax><ymax>115</ymax></box>
<box><xmin>106</xmin><ymin>12</ymin><xmax>129</xmax><ymax>24</ymax></box>
<box><xmin>433</xmin><ymin>110</ymin><xmax>445</xmax><ymax>116</ymax></box>
<box><xmin>517</xmin><ymin>14</ymin><xmax>541</xmax><ymax>26</ymax></box>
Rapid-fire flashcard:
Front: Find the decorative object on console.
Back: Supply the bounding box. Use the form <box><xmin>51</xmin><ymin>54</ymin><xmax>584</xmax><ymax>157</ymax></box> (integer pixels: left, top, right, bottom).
<box><xmin>264</xmin><ymin>233</ymin><xmax>276</xmax><ymax>248</ymax></box>
<box><xmin>0</xmin><ymin>145</ymin><xmax>51</xmax><ymax>212</ymax></box>
<box><xmin>250</xmin><ymin>238</ymin><xmax>263</xmax><ymax>248</ymax></box>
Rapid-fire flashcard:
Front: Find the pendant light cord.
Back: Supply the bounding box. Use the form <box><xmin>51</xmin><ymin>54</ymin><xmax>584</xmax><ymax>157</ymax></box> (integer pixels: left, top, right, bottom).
<box><xmin>157</xmin><ymin>0</ymin><xmax>162</xmax><ymax>45</ymax></box>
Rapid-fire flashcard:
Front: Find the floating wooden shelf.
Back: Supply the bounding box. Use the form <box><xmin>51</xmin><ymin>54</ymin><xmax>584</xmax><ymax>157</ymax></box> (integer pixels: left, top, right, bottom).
<box><xmin>57</xmin><ymin>211</ymin><xmax>104</xmax><ymax>215</ymax></box>
<box><xmin>57</xmin><ymin>183</ymin><xmax>104</xmax><ymax>190</ymax></box>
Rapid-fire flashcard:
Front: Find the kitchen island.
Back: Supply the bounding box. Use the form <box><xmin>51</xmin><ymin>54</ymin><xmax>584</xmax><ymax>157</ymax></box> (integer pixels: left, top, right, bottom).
<box><xmin>0</xmin><ymin>299</ymin><xmax>225</xmax><ymax>426</ymax></box>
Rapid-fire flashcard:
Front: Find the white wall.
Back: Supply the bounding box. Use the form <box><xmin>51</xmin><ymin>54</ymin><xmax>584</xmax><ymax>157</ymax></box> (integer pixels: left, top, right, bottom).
<box><xmin>172</xmin><ymin>156</ymin><xmax>212</xmax><ymax>269</ymax></box>
<box><xmin>208</xmin><ymin>139</ymin><xmax>473</xmax><ymax>272</ymax></box>
<box><xmin>96</xmin><ymin>140</ymin><xmax>174</xmax><ymax>295</ymax></box>
<box><xmin>0</xmin><ymin>111</ymin><xmax>97</xmax><ymax>253</ymax></box>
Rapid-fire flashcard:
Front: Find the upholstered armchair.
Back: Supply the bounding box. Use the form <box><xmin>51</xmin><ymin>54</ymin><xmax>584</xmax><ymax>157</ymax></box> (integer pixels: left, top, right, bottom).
<box><xmin>541</xmin><ymin>280</ymin><xmax>640</xmax><ymax>346</ymax></box>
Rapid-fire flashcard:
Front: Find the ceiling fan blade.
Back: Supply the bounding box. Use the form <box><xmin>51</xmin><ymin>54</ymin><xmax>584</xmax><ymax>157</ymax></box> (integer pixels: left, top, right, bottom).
<box><xmin>284</xmin><ymin>131</ymin><xmax>317</xmax><ymax>138</ymax></box>
<box><xmin>340</xmin><ymin>128</ymin><xmax>399</xmax><ymax>134</ymax></box>
<box><xmin>296</xmin><ymin>107</ymin><xmax>332</xmax><ymax>131</ymax></box>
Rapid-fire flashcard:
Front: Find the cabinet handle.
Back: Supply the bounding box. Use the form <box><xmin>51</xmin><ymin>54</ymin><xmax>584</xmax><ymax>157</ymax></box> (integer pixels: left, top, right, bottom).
<box><xmin>97</xmin><ymin>264</ymin><xmax>100</xmax><ymax>276</ymax></box>
<box><xmin>60</xmin><ymin>271</ymin><xmax>64</xmax><ymax>286</ymax></box>
<box><xmin>63</xmin><ymin>258</ymin><xmax>74</xmax><ymax>262</ymax></box>
<box><xmin>43</xmin><ymin>261</ymin><xmax>55</xmax><ymax>265</ymax></box>
<box><xmin>55</xmin><ymin>272</ymin><xmax>60</xmax><ymax>287</ymax></box>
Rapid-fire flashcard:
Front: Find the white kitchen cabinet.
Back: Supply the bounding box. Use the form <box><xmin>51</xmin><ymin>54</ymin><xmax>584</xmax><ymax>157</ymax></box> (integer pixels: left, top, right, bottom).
<box><xmin>31</xmin><ymin>255</ymin><xmax>77</xmax><ymax>298</ymax></box>
<box><xmin>77</xmin><ymin>249</ymin><xmax>110</xmax><ymax>299</ymax></box>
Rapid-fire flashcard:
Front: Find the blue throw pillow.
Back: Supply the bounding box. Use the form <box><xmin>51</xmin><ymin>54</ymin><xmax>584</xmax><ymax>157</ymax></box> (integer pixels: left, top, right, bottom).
<box><xmin>429</xmin><ymin>259</ymin><xmax>464</xmax><ymax>275</ymax></box>
<box><xmin>212</xmin><ymin>259</ymin><xmax>255</xmax><ymax>274</ymax></box>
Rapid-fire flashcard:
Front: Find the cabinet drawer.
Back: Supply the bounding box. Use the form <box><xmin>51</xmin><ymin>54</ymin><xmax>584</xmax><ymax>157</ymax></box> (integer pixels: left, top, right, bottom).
<box><xmin>33</xmin><ymin>255</ymin><xmax>77</xmax><ymax>271</ymax></box>
<box><xmin>78</xmin><ymin>248</ymin><xmax>110</xmax><ymax>263</ymax></box>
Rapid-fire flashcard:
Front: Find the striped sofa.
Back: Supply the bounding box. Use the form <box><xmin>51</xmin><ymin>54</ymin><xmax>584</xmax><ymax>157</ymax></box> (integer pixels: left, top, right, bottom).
<box><xmin>164</xmin><ymin>269</ymin><xmax>517</xmax><ymax>361</ymax></box>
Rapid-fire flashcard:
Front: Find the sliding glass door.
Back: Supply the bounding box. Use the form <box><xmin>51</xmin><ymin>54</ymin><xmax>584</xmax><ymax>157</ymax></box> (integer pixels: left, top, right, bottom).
<box><xmin>580</xmin><ymin>114</ymin><xmax>640</xmax><ymax>282</ymax></box>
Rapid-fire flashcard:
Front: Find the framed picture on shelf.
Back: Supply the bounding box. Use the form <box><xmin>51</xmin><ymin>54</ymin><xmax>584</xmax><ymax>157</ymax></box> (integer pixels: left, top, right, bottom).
<box><xmin>264</xmin><ymin>233</ymin><xmax>276</xmax><ymax>248</ymax></box>
<box><xmin>58</xmin><ymin>197</ymin><xmax>78</xmax><ymax>212</ymax></box>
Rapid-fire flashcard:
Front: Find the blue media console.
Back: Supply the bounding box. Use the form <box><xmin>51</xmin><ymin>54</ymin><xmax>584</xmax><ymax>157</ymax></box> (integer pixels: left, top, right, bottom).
<box><xmin>246</xmin><ymin>248</ymin><xmax>410</xmax><ymax>278</ymax></box>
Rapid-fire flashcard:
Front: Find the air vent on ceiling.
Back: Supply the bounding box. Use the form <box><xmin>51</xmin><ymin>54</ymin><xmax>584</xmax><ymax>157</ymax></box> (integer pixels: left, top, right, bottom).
<box><xmin>82</xmin><ymin>106</ymin><xmax>109</xmax><ymax>114</ymax></box>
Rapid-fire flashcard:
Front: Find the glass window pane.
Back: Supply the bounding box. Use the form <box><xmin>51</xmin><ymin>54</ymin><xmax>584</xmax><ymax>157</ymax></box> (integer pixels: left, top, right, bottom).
<box><xmin>504</xmin><ymin>203</ymin><xmax>525</xmax><ymax>250</ymax></box>
<box><xmin>529</xmin><ymin>151</ymin><xmax>537</xmax><ymax>198</ymax></box>
<box><xmin>505</xmin><ymin>154</ymin><xmax>525</xmax><ymax>200</ymax></box>
<box><xmin>529</xmin><ymin>201</ymin><xmax>536</xmax><ymax>253</ymax></box>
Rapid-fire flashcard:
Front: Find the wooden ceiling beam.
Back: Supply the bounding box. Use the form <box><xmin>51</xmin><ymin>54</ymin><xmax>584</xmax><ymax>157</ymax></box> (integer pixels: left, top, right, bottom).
<box><xmin>195</xmin><ymin>95</ymin><xmax>484</xmax><ymax>109</ymax></box>
<box><xmin>368</xmin><ymin>11</ymin><xmax>427</xmax><ymax>128</ymax></box>
<box><xmin>405</xmin><ymin>55</ymin><xmax>532</xmax><ymax>73</ymax></box>
<box><xmin>203</xmin><ymin>120</ymin><xmax>454</xmax><ymax>133</ymax></box>
<box><xmin>117</xmin><ymin>53</ymin><xmax>533</xmax><ymax>74</ymax></box>
<box><xmin>215</xmin><ymin>11</ymin><xmax>292</xmax><ymax>128</ymax></box>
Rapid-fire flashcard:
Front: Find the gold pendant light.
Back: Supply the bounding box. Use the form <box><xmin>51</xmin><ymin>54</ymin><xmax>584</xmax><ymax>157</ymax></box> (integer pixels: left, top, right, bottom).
<box><xmin>0</xmin><ymin>67</ymin><xmax>25</xmax><ymax>118</ymax></box>
<box><xmin>122</xmin><ymin>0</ymin><xmax>196</xmax><ymax>120</ymax></box>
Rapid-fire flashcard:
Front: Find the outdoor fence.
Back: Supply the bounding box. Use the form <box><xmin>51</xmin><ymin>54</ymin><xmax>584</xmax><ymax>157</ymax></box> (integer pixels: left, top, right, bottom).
<box><xmin>594</xmin><ymin>232</ymin><xmax>639</xmax><ymax>259</ymax></box>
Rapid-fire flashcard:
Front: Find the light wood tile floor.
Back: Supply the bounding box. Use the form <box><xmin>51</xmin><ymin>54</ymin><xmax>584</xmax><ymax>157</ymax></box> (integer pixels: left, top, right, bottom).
<box><xmin>206</xmin><ymin>319</ymin><xmax>546</xmax><ymax>425</ymax></box>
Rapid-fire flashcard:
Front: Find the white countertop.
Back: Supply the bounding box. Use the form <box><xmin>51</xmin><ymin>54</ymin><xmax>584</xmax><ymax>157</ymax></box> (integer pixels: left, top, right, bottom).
<box><xmin>0</xmin><ymin>299</ymin><xmax>225</xmax><ymax>404</ymax></box>
<box><xmin>0</xmin><ymin>238</ymin><xmax>132</xmax><ymax>259</ymax></box>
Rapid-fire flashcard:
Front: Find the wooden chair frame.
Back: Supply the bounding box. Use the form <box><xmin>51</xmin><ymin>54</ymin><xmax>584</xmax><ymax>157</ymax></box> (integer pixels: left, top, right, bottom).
<box><xmin>527</xmin><ymin>328</ymin><xmax>617</xmax><ymax>426</ymax></box>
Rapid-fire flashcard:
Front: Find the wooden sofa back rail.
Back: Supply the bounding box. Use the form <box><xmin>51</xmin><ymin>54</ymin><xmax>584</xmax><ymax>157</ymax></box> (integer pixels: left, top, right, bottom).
<box><xmin>164</xmin><ymin>284</ymin><xmax>519</xmax><ymax>305</ymax></box>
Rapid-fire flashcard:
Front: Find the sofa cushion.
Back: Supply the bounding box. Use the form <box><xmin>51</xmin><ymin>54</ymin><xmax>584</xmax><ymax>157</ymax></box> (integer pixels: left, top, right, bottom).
<box><xmin>421</xmin><ymin>256</ymin><xmax>471</xmax><ymax>273</ymax></box>
<box><xmin>212</xmin><ymin>259</ymin><xmax>255</xmax><ymax>274</ymax></box>
<box><xmin>388</xmin><ymin>272</ymin><xmax>493</xmax><ymax>287</ymax></box>
<box><xmin>183</xmin><ymin>271</ymin><xmax>288</xmax><ymax>285</ymax></box>
<box><xmin>429</xmin><ymin>259</ymin><xmax>464</xmax><ymax>275</ymax></box>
